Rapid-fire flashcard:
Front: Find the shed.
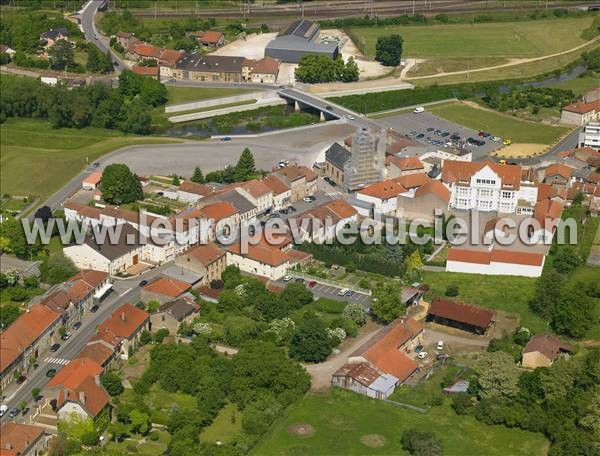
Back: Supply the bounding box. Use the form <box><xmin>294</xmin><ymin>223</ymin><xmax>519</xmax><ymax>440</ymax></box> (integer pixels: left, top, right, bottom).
<box><xmin>427</xmin><ymin>299</ymin><xmax>495</xmax><ymax>334</ymax></box>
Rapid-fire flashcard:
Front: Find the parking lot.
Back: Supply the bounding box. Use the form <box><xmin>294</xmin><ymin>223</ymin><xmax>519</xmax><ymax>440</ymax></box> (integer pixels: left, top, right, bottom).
<box><xmin>379</xmin><ymin>112</ymin><xmax>504</xmax><ymax>159</ymax></box>
<box><xmin>275</xmin><ymin>276</ymin><xmax>372</xmax><ymax>309</ymax></box>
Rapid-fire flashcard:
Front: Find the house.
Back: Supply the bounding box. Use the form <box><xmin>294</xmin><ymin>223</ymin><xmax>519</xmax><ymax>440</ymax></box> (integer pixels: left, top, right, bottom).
<box><xmin>522</xmin><ymin>334</ymin><xmax>572</xmax><ymax>369</ymax></box>
<box><xmin>0</xmin><ymin>44</ymin><xmax>16</xmax><ymax>57</ymax></box>
<box><xmin>209</xmin><ymin>189</ymin><xmax>257</xmax><ymax>226</ymax></box>
<box><xmin>274</xmin><ymin>165</ymin><xmax>318</xmax><ymax>202</ymax></box>
<box><xmin>335</xmin><ymin>318</ymin><xmax>423</xmax><ymax>398</ymax></box>
<box><xmin>291</xmin><ymin>199</ymin><xmax>358</xmax><ymax>243</ymax></box>
<box><xmin>173</xmin><ymin>54</ymin><xmax>244</xmax><ymax>82</ymax></box>
<box><xmin>199</xmin><ymin>201</ymin><xmax>240</xmax><ymax>239</ymax></box>
<box><xmin>47</xmin><ymin>358</ymin><xmax>110</xmax><ymax>423</ymax></box>
<box><xmin>189</xmin><ymin>30</ymin><xmax>225</xmax><ymax>48</ymax></box>
<box><xmin>236</xmin><ymin>180</ymin><xmax>274</xmax><ymax>214</ymax></box>
<box><xmin>356</xmin><ymin>179</ymin><xmax>405</xmax><ymax>216</ymax></box>
<box><xmin>226</xmin><ymin>239</ymin><xmax>292</xmax><ymax>280</ymax></box>
<box><xmin>542</xmin><ymin>163</ymin><xmax>573</xmax><ymax>188</ymax></box>
<box><xmin>174</xmin><ymin>242</ymin><xmax>226</xmax><ymax>286</ymax></box>
<box><xmin>245</xmin><ymin>56</ymin><xmax>280</xmax><ymax>83</ymax></box>
<box><xmin>150</xmin><ymin>296</ymin><xmax>199</xmax><ymax>334</ymax></box>
<box><xmin>265</xmin><ymin>19</ymin><xmax>339</xmax><ymax>63</ymax></box>
<box><xmin>82</xmin><ymin>172</ymin><xmax>102</xmax><ymax>190</ymax></box>
<box><xmin>0</xmin><ymin>304</ymin><xmax>61</xmax><ymax>390</ymax></box>
<box><xmin>141</xmin><ymin>276</ymin><xmax>191</xmax><ymax>304</ymax></box>
<box><xmin>115</xmin><ymin>31</ymin><xmax>134</xmax><ymax>48</ymax></box>
<box><xmin>97</xmin><ymin>303</ymin><xmax>150</xmax><ymax>360</ymax></box>
<box><xmin>561</xmin><ymin>100</ymin><xmax>600</xmax><ymax>126</ymax></box>
<box><xmin>386</xmin><ymin>156</ymin><xmax>425</xmax><ymax>178</ymax></box>
<box><xmin>427</xmin><ymin>299</ymin><xmax>495</xmax><ymax>335</ymax></box>
<box><xmin>40</xmin><ymin>28</ymin><xmax>69</xmax><ymax>48</ymax></box>
<box><xmin>177</xmin><ymin>181</ymin><xmax>216</xmax><ymax>204</ymax></box>
<box><xmin>132</xmin><ymin>65</ymin><xmax>160</xmax><ymax>79</ymax></box>
<box><xmin>0</xmin><ymin>422</ymin><xmax>48</xmax><ymax>456</ymax></box>
<box><xmin>579</xmin><ymin>121</ymin><xmax>600</xmax><ymax>150</ymax></box>
<box><xmin>261</xmin><ymin>175</ymin><xmax>291</xmax><ymax>211</ymax></box>
<box><xmin>325</xmin><ymin>142</ymin><xmax>351</xmax><ymax>187</ymax></box>
<box><xmin>442</xmin><ymin>160</ymin><xmax>537</xmax><ymax>214</ymax></box>
<box><xmin>74</xmin><ymin>339</ymin><xmax>116</xmax><ymax>369</ymax></box>
<box><xmin>396</xmin><ymin>178</ymin><xmax>450</xmax><ymax>223</ymax></box>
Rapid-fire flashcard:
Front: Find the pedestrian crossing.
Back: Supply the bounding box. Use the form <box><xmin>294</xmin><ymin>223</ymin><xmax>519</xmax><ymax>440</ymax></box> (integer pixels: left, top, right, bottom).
<box><xmin>326</xmin><ymin>191</ymin><xmax>344</xmax><ymax>199</ymax></box>
<box><xmin>44</xmin><ymin>357</ymin><xmax>69</xmax><ymax>365</ymax></box>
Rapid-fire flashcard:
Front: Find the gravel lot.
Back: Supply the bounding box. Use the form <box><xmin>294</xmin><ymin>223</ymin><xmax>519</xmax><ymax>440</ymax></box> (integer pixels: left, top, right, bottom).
<box><xmin>379</xmin><ymin>111</ymin><xmax>504</xmax><ymax>160</ymax></box>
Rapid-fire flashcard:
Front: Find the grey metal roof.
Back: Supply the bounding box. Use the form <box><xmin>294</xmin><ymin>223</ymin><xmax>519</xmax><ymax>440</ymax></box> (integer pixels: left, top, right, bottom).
<box><xmin>175</xmin><ymin>53</ymin><xmax>245</xmax><ymax>73</ymax></box>
<box><xmin>326</xmin><ymin>142</ymin><xmax>351</xmax><ymax>170</ymax></box>
<box><xmin>219</xmin><ymin>190</ymin><xmax>256</xmax><ymax>214</ymax></box>
<box><xmin>161</xmin><ymin>265</ymin><xmax>204</xmax><ymax>285</ymax></box>
<box><xmin>42</xmin><ymin>28</ymin><xmax>69</xmax><ymax>40</ymax></box>
<box><xmin>158</xmin><ymin>298</ymin><xmax>196</xmax><ymax>321</ymax></box>
<box><xmin>369</xmin><ymin>373</ymin><xmax>399</xmax><ymax>393</ymax></box>
<box><xmin>279</xmin><ymin>19</ymin><xmax>319</xmax><ymax>40</ymax></box>
<box><xmin>81</xmin><ymin>224</ymin><xmax>144</xmax><ymax>261</ymax></box>
<box><xmin>265</xmin><ymin>36</ymin><xmax>338</xmax><ymax>54</ymax></box>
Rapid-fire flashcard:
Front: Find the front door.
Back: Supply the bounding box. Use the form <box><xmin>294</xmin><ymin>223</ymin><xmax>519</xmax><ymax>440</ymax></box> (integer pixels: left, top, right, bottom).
<box><xmin>133</xmin><ymin>254</ymin><xmax>139</xmax><ymax>265</ymax></box>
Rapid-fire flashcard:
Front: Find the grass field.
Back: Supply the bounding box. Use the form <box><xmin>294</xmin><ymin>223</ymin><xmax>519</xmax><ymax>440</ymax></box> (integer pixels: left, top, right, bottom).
<box><xmin>0</xmin><ymin>118</ymin><xmax>182</xmax><ymax>201</ymax></box>
<box><xmin>352</xmin><ymin>17</ymin><xmax>592</xmax><ymax>59</ymax></box>
<box><xmin>429</xmin><ymin>102</ymin><xmax>568</xmax><ymax>144</ymax></box>
<box><xmin>254</xmin><ymin>389</ymin><xmax>548</xmax><ymax>455</ymax></box>
<box><xmin>422</xmin><ymin>271</ymin><xmax>544</xmax><ymax>332</ymax></box>
<box><xmin>546</xmin><ymin>73</ymin><xmax>600</xmax><ymax>96</ymax></box>
<box><xmin>165</xmin><ymin>86</ymin><xmax>256</xmax><ymax>106</ymax></box>
<box><xmin>199</xmin><ymin>403</ymin><xmax>242</xmax><ymax>444</ymax></box>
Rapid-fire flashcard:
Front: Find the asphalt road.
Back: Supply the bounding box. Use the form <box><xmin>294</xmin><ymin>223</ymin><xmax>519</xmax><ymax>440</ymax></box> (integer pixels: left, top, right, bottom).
<box><xmin>275</xmin><ymin>277</ymin><xmax>372</xmax><ymax>309</ymax></box>
<box><xmin>81</xmin><ymin>0</ymin><xmax>126</xmax><ymax>73</ymax></box>
<box><xmin>0</xmin><ymin>265</ymin><xmax>169</xmax><ymax>425</ymax></box>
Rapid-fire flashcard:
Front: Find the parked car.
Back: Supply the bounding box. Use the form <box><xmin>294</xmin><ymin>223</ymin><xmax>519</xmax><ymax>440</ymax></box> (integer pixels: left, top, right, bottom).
<box><xmin>0</xmin><ymin>405</ymin><xmax>7</xmax><ymax>416</ymax></box>
<box><xmin>346</xmin><ymin>114</ymin><xmax>355</xmax><ymax>120</ymax></box>
<box><xmin>90</xmin><ymin>305</ymin><xmax>99</xmax><ymax>313</ymax></box>
<box><xmin>9</xmin><ymin>408</ymin><xmax>19</xmax><ymax>419</ymax></box>
<box><xmin>61</xmin><ymin>332</ymin><xmax>72</xmax><ymax>341</ymax></box>
<box><xmin>295</xmin><ymin>277</ymin><xmax>305</xmax><ymax>283</ymax></box>
<box><xmin>16</xmin><ymin>375</ymin><xmax>26</xmax><ymax>384</ymax></box>
<box><xmin>308</xmin><ymin>281</ymin><xmax>317</xmax><ymax>288</ymax></box>
<box><xmin>303</xmin><ymin>196</ymin><xmax>315</xmax><ymax>202</ymax></box>
<box><xmin>139</xmin><ymin>280</ymin><xmax>148</xmax><ymax>287</ymax></box>
<box><xmin>325</xmin><ymin>106</ymin><xmax>333</xmax><ymax>111</ymax></box>
<box><xmin>416</xmin><ymin>133</ymin><xmax>425</xmax><ymax>139</ymax></box>
<box><xmin>288</xmin><ymin>206</ymin><xmax>296</xmax><ymax>212</ymax></box>
<box><xmin>437</xmin><ymin>340</ymin><xmax>444</xmax><ymax>351</ymax></box>
<box><xmin>50</xmin><ymin>343</ymin><xmax>60</xmax><ymax>352</ymax></box>
<box><xmin>413</xmin><ymin>106</ymin><xmax>425</xmax><ymax>113</ymax></box>
<box><xmin>407</xmin><ymin>131</ymin><xmax>418</xmax><ymax>137</ymax></box>
<box><xmin>345</xmin><ymin>290</ymin><xmax>354</xmax><ymax>297</ymax></box>
<box><xmin>338</xmin><ymin>288</ymin><xmax>349</xmax><ymax>296</ymax></box>
<box><xmin>220</xmin><ymin>136</ymin><xmax>232</xmax><ymax>141</ymax></box>
<box><xmin>46</xmin><ymin>369</ymin><xmax>57</xmax><ymax>378</ymax></box>
<box><xmin>426</xmin><ymin>127</ymin><xmax>435</xmax><ymax>132</ymax></box>
<box><xmin>492</xmin><ymin>136</ymin><xmax>502</xmax><ymax>143</ymax></box>
<box><xmin>503</xmin><ymin>138</ymin><xmax>512</xmax><ymax>146</ymax></box>
<box><xmin>92</xmin><ymin>162</ymin><xmax>100</xmax><ymax>168</ymax></box>
<box><xmin>415</xmin><ymin>344</ymin><xmax>424</xmax><ymax>353</ymax></box>
<box><xmin>417</xmin><ymin>351</ymin><xmax>428</xmax><ymax>359</ymax></box>
<box><xmin>283</xmin><ymin>275</ymin><xmax>293</xmax><ymax>282</ymax></box>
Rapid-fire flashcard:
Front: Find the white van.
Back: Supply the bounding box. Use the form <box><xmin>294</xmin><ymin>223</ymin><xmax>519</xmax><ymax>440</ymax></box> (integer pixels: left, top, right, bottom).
<box><xmin>0</xmin><ymin>404</ymin><xmax>8</xmax><ymax>416</ymax></box>
<box><xmin>338</xmin><ymin>288</ymin><xmax>349</xmax><ymax>296</ymax></box>
<box><xmin>414</xmin><ymin>106</ymin><xmax>425</xmax><ymax>113</ymax></box>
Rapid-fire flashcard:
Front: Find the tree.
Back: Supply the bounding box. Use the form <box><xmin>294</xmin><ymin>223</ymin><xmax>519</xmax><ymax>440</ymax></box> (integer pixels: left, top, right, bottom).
<box><xmin>281</xmin><ymin>282</ymin><xmax>313</xmax><ymax>310</ymax></box>
<box><xmin>191</xmin><ymin>166</ymin><xmax>204</xmax><ymax>183</ymax></box>
<box><xmin>375</xmin><ymin>34</ymin><xmax>403</xmax><ymax>66</ymax></box>
<box><xmin>343</xmin><ymin>303</ymin><xmax>367</xmax><ymax>326</ymax></box>
<box><xmin>101</xmin><ymin>370</ymin><xmax>124</xmax><ymax>396</ymax></box>
<box><xmin>289</xmin><ymin>316</ymin><xmax>331</xmax><ymax>363</ymax></box>
<box><xmin>580</xmin><ymin>387</ymin><xmax>600</xmax><ymax>446</ymax></box>
<box><xmin>235</xmin><ymin>148</ymin><xmax>256</xmax><ymax>181</ymax></box>
<box><xmin>529</xmin><ymin>270</ymin><xmax>564</xmax><ymax>319</ymax></box>
<box><xmin>40</xmin><ymin>252</ymin><xmax>77</xmax><ymax>285</ymax></box>
<box><xmin>139</xmin><ymin>330</ymin><xmax>152</xmax><ymax>346</ymax></box>
<box><xmin>401</xmin><ymin>428</ymin><xmax>443</xmax><ymax>456</ymax></box>
<box><xmin>172</xmin><ymin>175</ymin><xmax>181</xmax><ymax>186</ymax></box>
<box><xmin>129</xmin><ymin>409</ymin><xmax>151</xmax><ymax>435</ymax></box>
<box><xmin>86</xmin><ymin>43</ymin><xmax>113</xmax><ymax>74</ymax></box>
<box><xmin>222</xmin><ymin>265</ymin><xmax>242</xmax><ymax>289</ymax></box>
<box><xmin>342</xmin><ymin>56</ymin><xmax>360</xmax><ymax>82</ymax></box>
<box><xmin>552</xmin><ymin>248</ymin><xmax>581</xmax><ymax>274</ymax></box>
<box><xmin>242</xmin><ymin>394</ymin><xmax>282</xmax><ymax>435</ymax></box>
<box><xmin>551</xmin><ymin>282</ymin><xmax>595</xmax><ymax>338</ymax></box>
<box><xmin>48</xmin><ymin>40</ymin><xmax>73</xmax><ymax>70</ymax></box>
<box><xmin>100</xmin><ymin>163</ymin><xmax>143</xmax><ymax>205</ymax></box>
<box><xmin>371</xmin><ymin>282</ymin><xmax>404</xmax><ymax>323</ymax></box>
<box><xmin>109</xmin><ymin>421</ymin><xmax>130</xmax><ymax>442</ymax></box>
<box><xmin>473</xmin><ymin>351</ymin><xmax>520</xmax><ymax>399</ymax></box>
<box><xmin>34</xmin><ymin>205</ymin><xmax>52</xmax><ymax>223</ymax></box>
<box><xmin>32</xmin><ymin>387</ymin><xmax>41</xmax><ymax>400</ymax></box>
<box><xmin>445</xmin><ymin>284</ymin><xmax>459</xmax><ymax>297</ymax></box>
<box><xmin>154</xmin><ymin>328</ymin><xmax>170</xmax><ymax>344</ymax></box>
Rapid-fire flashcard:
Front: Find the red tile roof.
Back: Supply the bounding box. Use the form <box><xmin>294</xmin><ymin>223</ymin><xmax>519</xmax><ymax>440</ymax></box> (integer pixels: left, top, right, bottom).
<box><xmin>227</xmin><ymin>240</ymin><xmax>291</xmax><ymax>266</ymax></box>
<box><xmin>186</xmin><ymin>242</ymin><xmax>225</xmax><ymax>266</ymax></box>
<box><xmin>143</xmin><ymin>277</ymin><xmax>190</xmax><ymax>298</ymax></box>
<box><xmin>523</xmin><ymin>334</ymin><xmax>572</xmax><ymax>360</ymax></box>
<box><xmin>239</xmin><ymin>179</ymin><xmax>272</xmax><ymax>198</ymax></box>
<box><xmin>74</xmin><ymin>340</ymin><xmax>115</xmax><ymax>367</ymax></box>
<box><xmin>447</xmin><ymin>247</ymin><xmax>545</xmax><ymax>267</ymax></box>
<box><xmin>358</xmin><ymin>179</ymin><xmax>406</xmax><ymax>200</ymax></box>
<box><xmin>200</xmin><ymin>201</ymin><xmax>238</xmax><ymax>221</ymax></box>
<box><xmin>394</xmin><ymin>172</ymin><xmax>431</xmax><ymax>189</ymax></box>
<box><xmin>442</xmin><ymin>160</ymin><xmax>522</xmax><ymax>190</ymax></box>
<box><xmin>0</xmin><ymin>304</ymin><xmax>60</xmax><ymax>372</ymax></box>
<box><xmin>179</xmin><ymin>181</ymin><xmax>215</xmax><ymax>196</ymax></box>
<box><xmin>414</xmin><ymin>179</ymin><xmax>450</xmax><ymax>203</ymax></box>
<box><xmin>428</xmin><ymin>299</ymin><xmax>495</xmax><ymax>330</ymax></box>
<box><xmin>47</xmin><ymin>358</ymin><xmax>103</xmax><ymax>390</ymax></box>
<box><xmin>387</xmin><ymin>156</ymin><xmax>424</xmax><ymax>171</ymax></box>
<box><xmin>544</xmin><ymin>163</ymin><xmax>573</xmax><ymax>180</ymax></box>
<box><xmin>0</xmin><ymin>423</ymin><xmax>45</xmax><ymax>456</ymax></box>
<box><xmin>200</xmin><ymin>30</ymin><xmax>223</xmax><ymax>44</ymax></box>
<box><xmin>262</xmin><ymin>174</ymin><xmax>290</xmax><ymax>196</ymax></box>
<box><xmin>97</xmin><ymin>303</ymin><xmax>149</xmax><ymax>340</ymax></box>
<box><xmin>159</xmin><ymin>49</ymin><xmax>185</xmax><ymax>66</ymax></box>
<box><xmin>56</xmin><ymin>375</ymin><xmax>110</xmax><ymax>418</ymax></box>
<box><xmin>83</xmin><ymin>172</ymin><xmax>102</xmax><ymax>185</ymax></box>
<box><xmin>562</xmin><ymin>100</ymin><xmax>600</xmax><ymax>114</ymax></box>
<box><xmin>132</xmin><ymin>65</ymin><xmax>159</xmax><ymax>77</ymax></box>
<box><xmin>252</xmin><ymin>56</ymin><xmax>279</xmax><ymax>74</ymax></box>
<box><xmin>133</xmin><ymin>43</ymin><xmax>162</xmax><ymax>59</ymax></box>
<box><xmin>447</xmin><ymin>248</ymin><xmax>491</xmax><ymax>265</ymax></box>
<box><xmin>323</xmin><ymin>199</ymin><xmax>357</xmax><ymax>219</ymax></box>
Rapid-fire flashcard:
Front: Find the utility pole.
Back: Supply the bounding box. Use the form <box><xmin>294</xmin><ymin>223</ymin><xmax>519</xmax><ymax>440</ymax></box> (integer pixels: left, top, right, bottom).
<box><xmin>412</xmin><ymin>0</ymin><xmax>415</xmax><ymax>15</ymax></box>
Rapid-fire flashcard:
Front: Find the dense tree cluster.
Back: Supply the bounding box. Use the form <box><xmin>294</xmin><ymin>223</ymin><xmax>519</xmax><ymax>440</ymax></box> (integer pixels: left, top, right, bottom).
<box><xmin>582</xmin><ymin>47</ymin><xmax>600</xmax><ymax>71</ymax></box>
<box><xmin>125</xmin><ymin>336</ymin><xmax>309</xmax><ymax>455</ymax></box>
<box><xmin>39</xmin><ymin>252</ymin><xmax>77</xmax><ymax>285</ymax></box>
<box><xmin>0</xmin><ymin>72</ymin><xmax>166</xmax><ymax>133</ymax></box>
<box><xmin>460</xmin><ymin>348</ymin><xmax>600</xmax><ymax>455</ymax></box>
<box><xmin>100</xmin><ymin>163</ymin><xmax>144</xmax><ymax>205</ymax></box>
<box><xmin>295</xmin><ymin>55</ymin><xmax>359</xmax><ymax>83</ymax></box>
<box><xmin>483</xmin><ymin>87</ymin><xmax>577</xmax><ymax>114</ymax></box>
<box><xmin>204</xmin><ymin>148</ymin><xmax>263</xmax><ymax>184</ymax></box>
<box><xmin>375</xmin><ymin>34</ymin><xmax>404</xmax><ymax>67</ymax></box>
<box><xmin>85</xmin><ymin>43</ymin><xmax>114</xmax><ymax>74</ymax></box>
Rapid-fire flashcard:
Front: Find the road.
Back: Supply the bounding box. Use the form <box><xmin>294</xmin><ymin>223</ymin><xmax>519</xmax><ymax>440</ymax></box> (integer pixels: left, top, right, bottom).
<box><xmin>80</xmin><ymin>0</ymin><xmax>126</xmax><ymax>73</ymax></box>
<box><xmin>505</xmin><ymin>126</ymin><xmax>582</xmax><ymax>166</ymax></box>
<box><xmin>0</xmin><ymin>266</ymin><xmax>168</xmax><ymax>425</ymax></box>
<box><xmin>274</xmin><ymin>276</ymin><xmax>372</xmax><ymax>309</ymax></box>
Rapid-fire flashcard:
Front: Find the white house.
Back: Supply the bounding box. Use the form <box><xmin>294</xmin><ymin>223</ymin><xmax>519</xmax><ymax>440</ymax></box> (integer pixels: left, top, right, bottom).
<box><xmin>235</xmin><ymin>180</ymin><xmax>274</xmax><ymax>215</ymax></box>
<box><xmin>177</xmin><ymin>181</ymin><xmax>216</xmax><ymax>204</ymax></box>
<box><xmin>356</xmin><ymin>179</ymin><xmax>405</xmax><ymax>215</ymax></box>
<box><xmin>262</xmin><ymin>175</ymin><xmax>291</xmax><ymax>211</ymax></box>
<box><xmin>226</xmin><ymin>240</ymin><xmax>291</xmax><ymax>280</ymax></box>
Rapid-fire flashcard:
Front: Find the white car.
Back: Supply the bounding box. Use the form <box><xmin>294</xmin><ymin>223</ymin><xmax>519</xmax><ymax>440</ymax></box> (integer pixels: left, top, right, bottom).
<box><xmin>0</xmin><ymin>405</ymin><xmax>7</xmax><ymax>417</ymax></box>
<box><xmin>346</xmin><ymin>114</ymin><xmax>355</xmax><ymax>120</ymax></box>
<box><xmin>303</xmin><ymin>196</ymin><xmax>315</xmax><ymax>203</ymax></box>
<box><xmin>417</xmin><ymin>351</ymin><xmax>428</xmax><ymax>359</ymax></box>
<box><xmin>282</xmin><ymin>275</ymin><xmax>293</xmax><ymax>282</ymax></box>
<box><xmin>414</xmin><ymin>106</ymin><xmax>425</xmax><ymax>113</ymax></box>
<box><xmin>437</xmin><ymin>340</ymin><xmax>444</xmax><ymax>351</ymax></box>
<box><xmin>492</xmin><ymin>136</ymin><xmax>502</xmax><ymax>143</ymax></box>
<box><xmin>338</xmin><ymin>288</ymin><xmax>349</xmax><ymax>296</ymax></box>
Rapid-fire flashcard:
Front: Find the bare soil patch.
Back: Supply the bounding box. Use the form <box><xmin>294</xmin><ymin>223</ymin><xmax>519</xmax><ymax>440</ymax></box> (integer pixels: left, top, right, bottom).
<box><xmin>287</xmin><ymin>424</ymin><xmax>315</xmax><ymax>438</ymax></box>
<box><xmin>360</xmin><ymin>434</ymin><xmax>386</xmax><ymax>448</ymax></box>
<box><xmin>495</xmin><ymin>143</ymin><xmax>547</xmax><ymax>158</ymax></box>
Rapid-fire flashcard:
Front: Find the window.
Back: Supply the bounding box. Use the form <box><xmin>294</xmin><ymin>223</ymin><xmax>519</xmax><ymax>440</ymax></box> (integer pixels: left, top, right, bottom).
<box><xmin>501</xmin><ymin>191</ymin><xmax>513</xmax><ymax>199</ymax></box>
<box><xmin>476</xmin><ymin>179</ymin><xmax>496</xmax><ymax>185</ymax></box>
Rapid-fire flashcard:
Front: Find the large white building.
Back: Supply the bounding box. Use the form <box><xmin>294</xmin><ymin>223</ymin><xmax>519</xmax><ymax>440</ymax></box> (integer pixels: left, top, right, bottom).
<box><xmin>578</xmin><ymin>122</ymin><xmax>600</xmax><ymax>151</ymax></box>
<box><xmin>441</xmin><ymin>160</ymin><xmax>537</xmax><ymax>214</ymax></box>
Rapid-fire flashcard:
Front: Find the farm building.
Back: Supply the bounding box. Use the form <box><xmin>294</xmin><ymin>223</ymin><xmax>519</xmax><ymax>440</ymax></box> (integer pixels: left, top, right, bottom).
<box><xmin>522</xmin><ymin>334</ymin><xmax>572</xmax><ymax>369</ymax></box>
<box><xmin>332</xmin><ymin>362</ymin><xmax>398</xmax><ymax>399</ymax></box>
<box><xmin>265</xmin><ymin>19</ymin><xmax>339</xmax><ymax>63</ymax></box>
<box><xmin>427</xmin><ymin>299</ymin><xmax>495</xmax><ymax>335</ymax></box>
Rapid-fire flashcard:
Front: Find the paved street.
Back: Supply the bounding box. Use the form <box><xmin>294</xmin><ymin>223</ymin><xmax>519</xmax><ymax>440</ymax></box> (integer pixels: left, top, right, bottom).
<box><xmin>274</xmin><ymin>277</ymin><xmax>372</xmax><ymax>309</ymax></box>
<box><xmin>80</xmin><ymin>0</ymin><xmax>126</xmax><ymax>72</ymax></box>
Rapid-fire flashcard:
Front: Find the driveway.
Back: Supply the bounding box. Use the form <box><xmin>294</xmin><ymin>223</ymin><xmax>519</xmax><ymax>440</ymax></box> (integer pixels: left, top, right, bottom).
<box><xmin>304</xmin><ymin>320</ymin><xmax>382</xmax><ymax>391</ymax></box>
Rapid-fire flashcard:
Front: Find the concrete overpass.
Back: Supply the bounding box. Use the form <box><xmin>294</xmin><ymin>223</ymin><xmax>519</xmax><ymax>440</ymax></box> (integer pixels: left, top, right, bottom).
<box><xmin>277</xmin><ymin>88</ymin><xmax>381</xmax><ymax>130</ymax></box>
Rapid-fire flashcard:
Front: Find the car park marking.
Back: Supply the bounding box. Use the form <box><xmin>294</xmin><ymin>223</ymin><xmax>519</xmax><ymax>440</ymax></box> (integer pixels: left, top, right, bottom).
<box><xmin>44</xmin><ymin>357</ymin><xmax>69</xmax><ymax>365</ymax></box>
<box><xmin>119</xmin><ymin>287</ymin><xmax>132</xmax><ymax>297</ymax></box>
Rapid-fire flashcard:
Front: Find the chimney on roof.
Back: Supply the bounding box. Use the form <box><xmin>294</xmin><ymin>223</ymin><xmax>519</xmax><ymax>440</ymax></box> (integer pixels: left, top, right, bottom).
<box><xmin>79</xmin><ymin>391</ymin><xmax>86</xmax><ymax>404</ymax></box>
<box><xmin>121</xmin><ymin>311</ymin><xmax>126</xmax><ymax>321</ymax></box>
<box><xmin>94</xmin><ymin>374</ymin><xmax>101</xmax><ymax>386</ymax></box>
